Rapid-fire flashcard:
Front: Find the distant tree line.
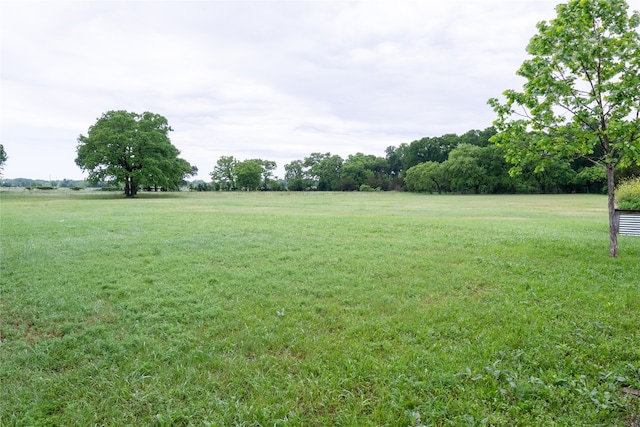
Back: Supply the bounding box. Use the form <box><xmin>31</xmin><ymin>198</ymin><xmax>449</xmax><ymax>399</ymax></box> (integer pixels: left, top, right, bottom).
<box><xmin>205</xmin><ymin>127</ymin><xmax>639</xmax><ymax>194</ymax></box>
<box><xmin>3</xmin><ymin>119</ymin><xmax>637</xmax><ymax>195</ymax></box>
<box><xmin>1</xmin><ymin>178</ymin><xmax>88</xmax><ymax>188</ymax></box>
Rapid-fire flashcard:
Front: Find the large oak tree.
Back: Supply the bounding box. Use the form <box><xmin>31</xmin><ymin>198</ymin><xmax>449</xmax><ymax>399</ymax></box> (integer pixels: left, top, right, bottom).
<box><xmin>76</xmin><ymin>110</ymin><xmax>196</xmax><ymax>197</ymax></box>
<box><xmin>489</xmin><ymin>0</ymin><xmax>640</xmax><ymax>257</ymax></box>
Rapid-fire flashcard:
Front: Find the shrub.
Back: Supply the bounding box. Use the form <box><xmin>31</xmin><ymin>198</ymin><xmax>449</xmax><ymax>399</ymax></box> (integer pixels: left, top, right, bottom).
<box><xmin>35</xmin><ymin>186</ymin><xmax>56</xmax><ymax>190</ymax></box>
<box><xmin>359</xmin><ymin>184</ymin><xmax>374</xmax><ymax>192</ymax></box>
<box><xmin>615</xmin><ymin>177</ymin><xmax>640</xmax><ymax>210</ymax></box>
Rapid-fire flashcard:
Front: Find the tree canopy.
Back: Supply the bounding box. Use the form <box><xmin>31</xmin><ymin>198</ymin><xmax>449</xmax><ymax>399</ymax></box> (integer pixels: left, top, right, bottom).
<box><xmin>76</xmin><ymin>110</ymin><xmax>196</xmax><ymax>197</ymax></box>
<box><xmin>211</xmin><ymin>155</ymin><xmax>238</xmax><ymax>191</ymax></box>
<box><xmin>0</xmin><ymin>144</ymin><xmax>7</xmax><ymax>173</ymax></box>
<box><xmin>186</xmin><ymin>124</ymin><xmax>629</xmax><ymax>195</ymax></box>
<box><xmin>235</xmin><ymin>159</ymin><xmax>263</xmax><ymax>191</ymax></box>
<box><xmin>488</xmin><ymin>0</ymin><xmax>640</xmax><ymax>256</ymax></box>
<box><xmin>210</xmin><ymin>156</ymin><xmax>280</xmax><ymax>191</ymax></box>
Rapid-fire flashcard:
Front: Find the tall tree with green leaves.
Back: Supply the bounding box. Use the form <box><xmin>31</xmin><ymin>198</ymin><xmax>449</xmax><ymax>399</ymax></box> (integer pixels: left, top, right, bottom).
<box><xmin>404</xmin><ymin>161</ymin><xmax>448</xmax><ymax>193</ymax></box>
<box><xmin>235</xmin><ymin>159</ymin><xmax>262</xmax><ymax>191</ymax></box>
<box><xmin>76</xmin><ymin>110</ymin><xmax>195</xmax><ymax>197</ymax></box>
<box><xmin>444</xmin><ymin>145</ymin><xmax>487</xmax><ymax>194</ymax></box>
<box><xmin>0</xmin><ymin>144</ymin><xmax>7</xmax><ymax>173</ymax></box>
<box><xmin>249</xmin><ymin>159</ymin><xmax>277</xmax><ymax>190</ymax></box>
<box><xmin>303</xmin><ymin>153</ymin><xmax>343</xmax><ymax>191</ymax></box>
<box><xmin>211</xmin><ymin>155</ymin><xmax>238</xmax><ymax>191</ymax></box>
<box><xmin>284</xmin><ymin>159</ymin><xmax>309</xmax><ymax>191</ymax></box>
<box><xmin>488</xmin><ymin>0</ymin><xmax>640</xmax><ymax>256</ymax></box>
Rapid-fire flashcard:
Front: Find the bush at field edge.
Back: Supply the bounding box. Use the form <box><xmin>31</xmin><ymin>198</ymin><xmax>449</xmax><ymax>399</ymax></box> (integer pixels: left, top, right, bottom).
<box><xmin>615</xmin><ymin>177</ymin><xmax>640</xmax><ymax>210</ymax></box>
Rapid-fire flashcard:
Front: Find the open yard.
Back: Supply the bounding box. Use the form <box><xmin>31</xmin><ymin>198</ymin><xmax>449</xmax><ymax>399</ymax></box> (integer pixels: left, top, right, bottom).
<box><xmin>1</xmin><ymin>190</ymin><xmax>639</xmax><ymax>426</ymax></box>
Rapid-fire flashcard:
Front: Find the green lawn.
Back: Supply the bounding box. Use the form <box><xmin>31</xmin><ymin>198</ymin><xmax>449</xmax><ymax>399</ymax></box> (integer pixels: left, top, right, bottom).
<box><xmin>1</xmin><ymin>190</ymin><xmax>639</xmax><ymax>426</ymax></box>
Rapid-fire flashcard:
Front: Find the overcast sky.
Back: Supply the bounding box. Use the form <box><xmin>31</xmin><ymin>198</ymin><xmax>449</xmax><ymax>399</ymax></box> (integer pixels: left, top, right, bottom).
<box><xmin>3</xmin><ymin>0</ymin><xmax>637</xmax><ymax>181</ymax></box>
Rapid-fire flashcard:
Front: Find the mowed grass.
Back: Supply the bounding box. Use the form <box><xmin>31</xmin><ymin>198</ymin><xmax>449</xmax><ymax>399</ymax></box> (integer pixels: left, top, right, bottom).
<box><xmin>1</xmin><ymin>190</ymin><xmax>639</xmax><ymax>426</ymax></box>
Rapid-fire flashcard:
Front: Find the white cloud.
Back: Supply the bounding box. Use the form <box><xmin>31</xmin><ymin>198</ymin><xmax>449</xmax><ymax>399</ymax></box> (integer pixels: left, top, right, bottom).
<box><xmin>2</xmin><ymin>0</ymin><xmax>636</xmax><ymax>181</ymax></box>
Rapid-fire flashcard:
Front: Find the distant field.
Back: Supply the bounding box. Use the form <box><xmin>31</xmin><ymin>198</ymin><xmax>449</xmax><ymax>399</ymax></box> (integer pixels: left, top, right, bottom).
<box><xmin>1</xmin><ymin>190</ymin><xmax>639</xmax><ymax>426</ymax></box>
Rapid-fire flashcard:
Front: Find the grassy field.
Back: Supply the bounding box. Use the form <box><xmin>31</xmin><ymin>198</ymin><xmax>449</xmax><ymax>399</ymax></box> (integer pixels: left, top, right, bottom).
<box><xmin>1</xmin><ymin>190</ymin><xmax>639</xmax><ymax>426</ymax></box>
